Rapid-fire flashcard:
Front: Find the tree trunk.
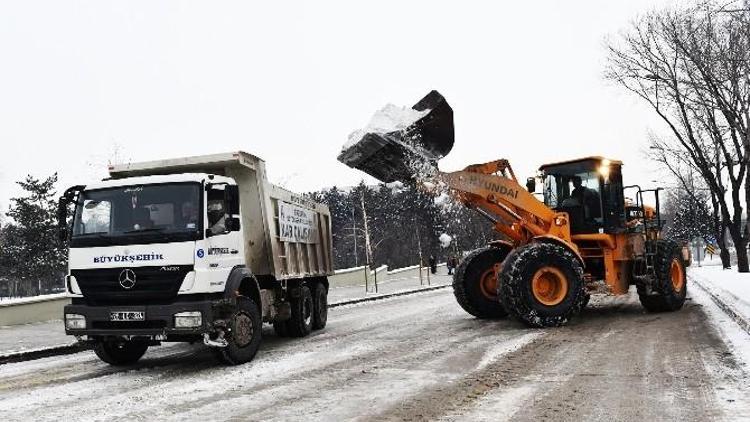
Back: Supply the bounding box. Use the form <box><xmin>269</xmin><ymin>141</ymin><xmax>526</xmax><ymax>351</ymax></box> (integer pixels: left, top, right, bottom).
<box><xmin>718</xmin><ymin>224</ymin><xmax>731</xmax><ymax>269</ymax></box>
<box><xmin>728</xmin><ymin>225</ymin><xmax>749</xmax><ymax>272</ymax></box>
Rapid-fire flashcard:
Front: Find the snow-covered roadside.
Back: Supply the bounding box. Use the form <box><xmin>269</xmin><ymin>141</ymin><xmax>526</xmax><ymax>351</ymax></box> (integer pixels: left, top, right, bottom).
<box><xmin>690</xmin><ymin>261</ymin><xmax>750</xmax><ymax>334</ymax></box>
<box><xmin>688</xmin><ymin>285</ymin><xmax>750</xmax><ymax>416</ymax></box>
<box><xmin>689</xmin><ymin>271</ymin><xmax>750</xmax><ymax>369</ymax></box>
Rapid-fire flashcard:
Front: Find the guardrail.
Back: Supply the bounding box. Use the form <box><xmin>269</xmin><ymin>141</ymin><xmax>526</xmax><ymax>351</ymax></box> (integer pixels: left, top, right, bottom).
<box><xmin>0</xmin><ymin>263</ymin><xmax>448</xmax><ymax>326</ymax></box>
<box><xmin>0</xmin><ymin>294</ymin><xmax>70</xmax><ymax>326</ymax></box>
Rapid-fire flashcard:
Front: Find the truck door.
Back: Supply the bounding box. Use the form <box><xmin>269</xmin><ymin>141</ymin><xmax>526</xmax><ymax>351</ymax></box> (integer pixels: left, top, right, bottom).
<box><xmin>205</xmin><ymin>184</ymin><xmax>244</xmax><ymax>281</ymax></box>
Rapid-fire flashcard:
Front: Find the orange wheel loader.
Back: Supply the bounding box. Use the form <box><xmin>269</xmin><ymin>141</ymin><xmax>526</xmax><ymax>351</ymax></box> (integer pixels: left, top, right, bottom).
<box><xmin>338</xmin><ymin>91</ymin><xmax>687</xmax><ymax>328</ymax></box>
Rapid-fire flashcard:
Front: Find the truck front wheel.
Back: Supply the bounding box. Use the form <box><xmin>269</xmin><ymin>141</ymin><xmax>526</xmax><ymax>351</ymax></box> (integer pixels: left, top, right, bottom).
<box><xmin>215</xmin><ymin>297</ymin><xmax>263</xmax><ymax>365</ymax></box>
<box><xmin>93</xmin><ymin>338</ymin><xmax>148</xmax><ymax>366</ymax></box>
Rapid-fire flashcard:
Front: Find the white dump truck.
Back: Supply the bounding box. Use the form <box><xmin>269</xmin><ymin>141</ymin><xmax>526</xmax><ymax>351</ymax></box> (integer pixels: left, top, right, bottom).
<box><xmin>57</xmin><ymin>151</ymin><xmax>334</xmax><ymax>365</ymax></box>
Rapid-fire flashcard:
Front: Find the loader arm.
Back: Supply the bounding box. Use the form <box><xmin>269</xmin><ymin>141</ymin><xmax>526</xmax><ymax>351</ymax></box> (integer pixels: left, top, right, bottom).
<box><xmin>437</xmin><ymin>159</ymin><xmax>577</xmax><ymax>252</ymax></box>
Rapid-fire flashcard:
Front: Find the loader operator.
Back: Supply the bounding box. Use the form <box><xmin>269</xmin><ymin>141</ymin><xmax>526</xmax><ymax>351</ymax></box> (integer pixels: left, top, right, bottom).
<box><xmin>571</xmin><ymin>175</ymin><xmax>601</xmax><ymax>223</ymax></box>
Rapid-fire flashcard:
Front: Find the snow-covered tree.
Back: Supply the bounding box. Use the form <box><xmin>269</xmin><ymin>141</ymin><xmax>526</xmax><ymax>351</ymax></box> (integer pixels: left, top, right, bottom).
<box><xmin>0</xmin><ymin>174</ymin><xmax>67</xmax><ymax>297</ymax></box>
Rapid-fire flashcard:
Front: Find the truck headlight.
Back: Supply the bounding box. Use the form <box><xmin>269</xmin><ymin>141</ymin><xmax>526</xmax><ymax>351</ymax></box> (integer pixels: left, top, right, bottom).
<box><xmin>65</xmin><ymin>314</ymin><xmax>86</xmax><ymax>330</ymax></box>
<box><xmin>174</xmin><ymin>311</ymin><xmax>202</xmax><ymax>328</ymax></box>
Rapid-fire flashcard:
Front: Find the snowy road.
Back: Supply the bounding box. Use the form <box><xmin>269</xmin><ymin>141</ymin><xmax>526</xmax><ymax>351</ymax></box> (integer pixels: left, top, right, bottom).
<box><xmin>1</xmin><ymin>288</ymin><xmax>748</xmax><ymax>421</ymax></box>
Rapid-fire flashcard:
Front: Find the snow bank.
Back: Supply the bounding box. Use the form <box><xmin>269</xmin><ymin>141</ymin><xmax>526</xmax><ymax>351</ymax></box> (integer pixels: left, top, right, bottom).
<box><xmin>344</xmin><ymin>104</ymin><xmax>429</xmax><ymax>151</ymax></box>
<box><xmin>690</xmin><ymin>260</ymin><xmax>750</xmax><ymax>325</ymax></box>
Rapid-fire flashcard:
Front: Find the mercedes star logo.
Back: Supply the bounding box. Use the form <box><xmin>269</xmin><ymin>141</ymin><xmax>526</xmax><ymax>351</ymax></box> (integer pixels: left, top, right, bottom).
<box><xmin>119</xmin><ymin>269</ymin><xmax>137</xmax><ymax>290</ymax></box>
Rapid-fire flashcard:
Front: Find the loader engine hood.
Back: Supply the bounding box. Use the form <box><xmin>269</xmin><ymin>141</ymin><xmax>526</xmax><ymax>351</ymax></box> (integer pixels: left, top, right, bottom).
<box><xmin>338</xmin><ymin>90</ymin><xmax>454</xmax><ymax>183</ymax></box>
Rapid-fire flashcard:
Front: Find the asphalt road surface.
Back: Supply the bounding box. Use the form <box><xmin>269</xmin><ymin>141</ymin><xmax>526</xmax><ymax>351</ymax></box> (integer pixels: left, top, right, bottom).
<box><xmin>1</xmin><ymin>288</ymin><xmax>748</xmax><ymax>421</ymax></box>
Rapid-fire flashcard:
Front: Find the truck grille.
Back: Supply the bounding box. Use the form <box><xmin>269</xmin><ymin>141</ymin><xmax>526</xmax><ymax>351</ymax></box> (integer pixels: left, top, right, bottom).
<box><xmin>72</xmin><ymin>265</ymin><xmax>193</xmax><ymax>306</ymax></box>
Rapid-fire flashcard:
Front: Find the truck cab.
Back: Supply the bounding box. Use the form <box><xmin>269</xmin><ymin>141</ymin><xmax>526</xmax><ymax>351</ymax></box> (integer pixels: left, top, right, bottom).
<box><xmin>59</xmin><ymin>152</ymin><xmax>333</xmax><ymax>366</ymax></box>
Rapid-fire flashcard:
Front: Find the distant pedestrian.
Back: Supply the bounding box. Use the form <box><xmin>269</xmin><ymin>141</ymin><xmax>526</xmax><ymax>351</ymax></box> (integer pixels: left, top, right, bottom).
<box><xmin>429</xmin><ymin>255</ymin><xmax>437</xmax><ymax>274</ymax></box>
<box><xmin>447</xmin><ymin>257</ymin><xmax>454</xmax><ymax>275</ymax></box>
<box><xmin>448</xmin><ymin>256</ymin><xmax>458</xmax><ymax>275</ymax></box>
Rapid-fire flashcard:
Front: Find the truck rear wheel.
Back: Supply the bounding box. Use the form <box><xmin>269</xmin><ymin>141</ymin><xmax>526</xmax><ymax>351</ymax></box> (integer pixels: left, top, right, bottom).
<box><xmin>286</xmin><ymin>285</ymin><xmax>314</xmax><ymax>337</ymax></box>
<box><xmin>312</xmin><ymin>282</ymin><xmax>328</xmax><ymax>330</ymax></box>
<box><xmin>93</xmin><ymin>338</ymin><xmax>148</xmax><ymax>366</ymax></box>
<box><xmin>638</xmin><ymin>240</ymin><xmax>687</xmax><ymax>312</ymax></box>
<box><xmin>215</xmin><ymin>297</ymin><xmax>263</xmax><ymax>365</ymax></box>
<box><xmin>499</xmin><ymin>242</ymin><xmax>586</xmax><ymax>327</ymax></box>
<box><xmin>452</xmin><ymin>246</ymin><xmax>509</xmax><ymax>319</ymax></box>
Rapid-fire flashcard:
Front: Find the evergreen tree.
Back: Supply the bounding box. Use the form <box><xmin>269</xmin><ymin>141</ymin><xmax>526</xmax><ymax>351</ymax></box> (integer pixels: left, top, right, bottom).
<box><xmin>0</xmin><ymin>174</ymin><xmax>66</xmax><ymax>296</ymax></box>
<box><xmin>663</xmin><ymin>189</ymin><xmax>713</xmax><ymax>243</ymax></box>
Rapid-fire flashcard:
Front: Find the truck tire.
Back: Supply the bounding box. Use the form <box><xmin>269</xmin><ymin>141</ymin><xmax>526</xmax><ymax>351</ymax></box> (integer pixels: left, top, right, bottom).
<box><xmin>93</xmin><ymin>338</ymin><xmax>148</xmax><ymax>366</ymax></box>
<box><xmin>312</xmin><ymin>282</ymin><xmax>328</xmax><ymax>330</ymax></box>
<box><xmin>452</xmin><ymin>246</ymin><xmax>509</xmax><ymax>319</ymax></box>
<box><xmin>638</xmin><ymin>240</ymin><xmax>687</xmax><ymax>312</ymax></box>
<box><xmin>286</xmin><ymin>285</ymin><xmax>314</xmax><ymax>337</ymax></box>
<box><xmin>499</xmin><ymin>242</ymin><xmax>586</xmax><ymax>327</ymax></box>
<box><xmin>215</xmin><ymin>296</ymin><xmax>263</xmax><ymax>365</ymax></box>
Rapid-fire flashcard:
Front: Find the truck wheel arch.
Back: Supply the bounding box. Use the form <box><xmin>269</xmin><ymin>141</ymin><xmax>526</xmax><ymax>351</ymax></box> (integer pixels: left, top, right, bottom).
<box><xmin>225</xmin><ymin>266</ymin><xmax>262</xmax><ymax>306</ymax></box>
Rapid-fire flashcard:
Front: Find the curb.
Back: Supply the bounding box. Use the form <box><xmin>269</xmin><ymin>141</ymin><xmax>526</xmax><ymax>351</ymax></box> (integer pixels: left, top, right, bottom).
<box><xmin>0</xmin><ymin>342</ymin><xmax>90</xmax><ymax>366</ymax></box>
<box><xmin>0</xmin><ymin>283</ymin><xmax>453</xmax><ymax>365</ymax></box>
<box><xmin>329</xmin><ymin>283</ymin><xmax>451</xmax><ymax>308</ymax></box>
<box><xmin>692</xmin><ymin>277</ymin><xmax>750</xmax><ymax>336</ymax></box>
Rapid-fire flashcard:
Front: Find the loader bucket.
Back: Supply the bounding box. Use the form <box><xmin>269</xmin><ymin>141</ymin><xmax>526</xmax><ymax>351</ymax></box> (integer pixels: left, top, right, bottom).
<box><xmin>338</xmin><ymin>90</ymin><xmax>454</xmax><ymax>183</ymax></box>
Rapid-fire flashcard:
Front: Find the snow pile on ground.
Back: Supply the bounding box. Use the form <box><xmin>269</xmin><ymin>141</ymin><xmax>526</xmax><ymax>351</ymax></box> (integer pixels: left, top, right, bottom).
<box><xmin>344</xmin><ymin>104</ymin><xmax>429</xmax><ymax>151</ymax></box>
<box><xmin>439</xmin><ymin>233</ymin><xmax>452</xmax><ymax>248</ymax></box>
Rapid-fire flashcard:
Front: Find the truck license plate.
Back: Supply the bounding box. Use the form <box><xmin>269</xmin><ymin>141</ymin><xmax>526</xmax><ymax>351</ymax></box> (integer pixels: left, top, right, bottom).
<box><xmin>110</xmin><ymin>311</ymin><xmax>145</xmax><ymax>321</ymax></box>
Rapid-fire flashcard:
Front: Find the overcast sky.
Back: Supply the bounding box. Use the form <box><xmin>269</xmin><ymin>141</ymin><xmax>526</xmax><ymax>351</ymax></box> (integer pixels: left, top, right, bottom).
<box><xmin>0</xmin><ymin>0</ymin><xmax>677</xmax><ymax>213</ymax></box>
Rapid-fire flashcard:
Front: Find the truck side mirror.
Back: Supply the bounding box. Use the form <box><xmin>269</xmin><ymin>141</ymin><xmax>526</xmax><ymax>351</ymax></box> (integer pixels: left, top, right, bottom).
<box><xmin>57</xmin><ymin>197</ymin><xmax>70</xmax><ymax>242</ymax></box>
<box><xmin>526</xmin><ymin>177</ymin><xmax>536</xmax><ymax>193</ymax></box>
<box><xmin>225</xmin><ymin>216</ymin><xmax>241</xmax><ymax>232</ymax></box>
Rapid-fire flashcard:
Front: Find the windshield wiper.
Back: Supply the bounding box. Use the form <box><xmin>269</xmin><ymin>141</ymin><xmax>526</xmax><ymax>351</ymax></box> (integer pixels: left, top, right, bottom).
<box><xmin>122</xmin><ymin>227</ymin><xmax>166</xmax><ymax>234</ymax></box>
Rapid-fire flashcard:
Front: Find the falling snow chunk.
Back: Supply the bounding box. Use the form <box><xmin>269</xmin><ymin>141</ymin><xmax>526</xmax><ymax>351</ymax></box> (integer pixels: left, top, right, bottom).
<box><xmin>439</xmin><ymin>233</ymin><xmax>452</xmax><ymax>248</ymax></box>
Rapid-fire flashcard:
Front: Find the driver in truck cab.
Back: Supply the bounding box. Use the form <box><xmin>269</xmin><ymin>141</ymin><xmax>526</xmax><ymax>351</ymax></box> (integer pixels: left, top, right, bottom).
<box><xmin>207</xmin><ymin>192</ymin><xmax>227</xmax><ymax>235</ymax></box>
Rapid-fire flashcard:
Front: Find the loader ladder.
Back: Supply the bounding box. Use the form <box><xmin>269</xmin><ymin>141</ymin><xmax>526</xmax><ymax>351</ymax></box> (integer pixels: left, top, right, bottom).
<box><xmin>624</xmin><ymin>185</ymin><xmax>664</xmax><ymax>277</ymax></box>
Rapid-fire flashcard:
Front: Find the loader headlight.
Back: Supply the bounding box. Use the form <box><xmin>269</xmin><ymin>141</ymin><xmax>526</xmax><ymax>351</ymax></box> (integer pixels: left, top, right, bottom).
<box><xmin>174</xmin><ymin>311</ymin><xmax>202</xmax><ymax>328</ymax></box>
<box><xmin>65</xmin><ymin>314</ymin><xmax>86</xmax><ymax>330</ymax></box>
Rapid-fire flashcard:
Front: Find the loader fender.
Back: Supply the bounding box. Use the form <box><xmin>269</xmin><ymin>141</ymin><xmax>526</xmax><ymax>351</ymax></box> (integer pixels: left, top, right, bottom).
<box><xmin>532</xmin><ymin>235</ymin><xmax>584</xmax><ymax>267</ymax></box>
<box><xmin>224</xmin><ymin>266</ymin><xmax>262</xmax><ymax>307</ymax></box>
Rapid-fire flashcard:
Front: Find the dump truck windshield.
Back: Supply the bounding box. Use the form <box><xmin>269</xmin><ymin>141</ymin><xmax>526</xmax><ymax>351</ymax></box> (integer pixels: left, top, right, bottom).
<box><xmin>70</xmin><ymin>182</ymin><xmax>202</xmax><ymax>247</ymax></box>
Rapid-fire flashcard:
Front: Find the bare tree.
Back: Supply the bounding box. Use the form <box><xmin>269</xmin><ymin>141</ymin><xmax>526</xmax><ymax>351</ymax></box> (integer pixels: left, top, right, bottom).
<box><xmin>607</xmin><ymin>1</ymin><xmax>750</xmax><ymax>271</ymax></box>
<box><xmin>649</xmin><ymin>139</ymin><xmax>731</xmax><ymax>267</ymax></box>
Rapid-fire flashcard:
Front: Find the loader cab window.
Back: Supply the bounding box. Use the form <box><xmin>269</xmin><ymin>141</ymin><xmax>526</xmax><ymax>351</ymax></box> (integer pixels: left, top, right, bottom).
<box><xmin>542</xmin><ymin>163</ymin><xmax>603</xmax><ymax>234</ymax></box>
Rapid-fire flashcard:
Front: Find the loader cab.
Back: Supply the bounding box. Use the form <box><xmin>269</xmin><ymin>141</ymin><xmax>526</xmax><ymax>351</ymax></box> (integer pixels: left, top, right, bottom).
<box><xmin>540</xmin><ymin>157</ymin><xmax>626</xmax><ymax>235</ymax></box>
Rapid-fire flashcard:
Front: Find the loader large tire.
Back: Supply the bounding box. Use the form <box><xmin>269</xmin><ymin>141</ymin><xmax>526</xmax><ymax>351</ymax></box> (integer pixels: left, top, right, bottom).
<box><xmin>638</xmin><ymin>240</ymin><xmax>687</xmax><ymax>312</ymax></box>
<box><xmin>215</xmin><ymin>296</ymin><xmax>263</xmax><ymax>365</ymax></box>
<box><xmin>499</xmin><ymin>242</ymin><xmax>586</xmax><ymax>328</ymax></box>
<box><xmin>452</xmin><ymin>246</ymin><xmax>509</xmax><ymax>319</ymax></box>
